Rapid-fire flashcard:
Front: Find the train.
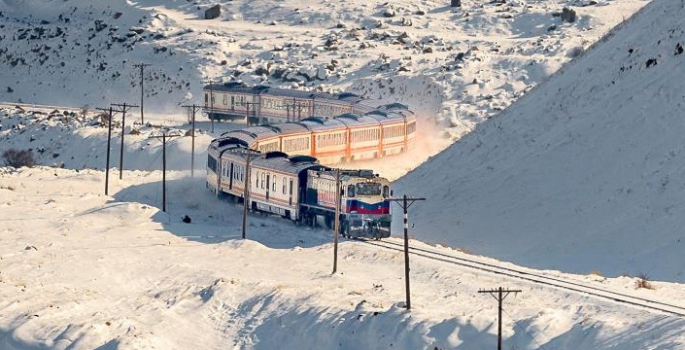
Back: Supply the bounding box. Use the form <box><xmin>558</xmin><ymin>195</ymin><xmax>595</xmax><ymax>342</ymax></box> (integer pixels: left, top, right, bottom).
<box><xmin>204</xmin><ymin>83</ymin><xmax>417</xmax><ymax>164</ymax></box>
<box><xmin>203</xmin><ymin>82</ymin><xmax>376</xmax><ymax>124</ymax></box>
<box><xmin>206</xmin><ymin>139</ymin><xmax>393</xmax><ymax>238</ymax></box>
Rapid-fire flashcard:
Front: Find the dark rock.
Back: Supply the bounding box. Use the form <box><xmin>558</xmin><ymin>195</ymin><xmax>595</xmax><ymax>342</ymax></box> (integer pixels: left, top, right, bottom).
<box><xmin>7</xmin><ymin>87</ymin><xmax>13</xmax><ymax>93</ymax></box>
<box><xmin>182</xmin><ymin>215</ymin><xmax>191</xmax><ymax>223</ymax></box>
<box><xmin>129</xmin><ymin>27</ymin><xmax>144</xmax><ymax>35</ymax></box>
<box><xmin>113</xmin><ymin>12</ymin><xmax>123</xmax><ymax>19</ymax></box>
<box><xmin>645</xmin><ymin>58</ymin><xmax>658</xmax><ymax>68</ymax></box>
<box><xmin>205</xmin><ymin>4</ymin><xmax>221</xmax><ymax>20</ymax></box>
<box><xmin>676</xmin><ymin>43</ymin><xmax>683</xmax><ymax>56</ymax></box>
<box><xmin>560</xmin><ymin>7</ymin><xmax>576</xmax><ymax>23</ymax></box>
<box><xmin>423</xmin><ymin>47</ymin><xmax>433</xmax><ymax>53</ymax></box>
<box><xmin>383</xmin><ymin>8</ymin><xmax>396</xmax><ymax>17</ymax></box>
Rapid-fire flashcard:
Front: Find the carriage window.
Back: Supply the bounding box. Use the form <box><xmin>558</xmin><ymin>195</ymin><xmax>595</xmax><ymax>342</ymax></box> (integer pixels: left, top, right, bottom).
<box><xmin>347</xmin><ymin>185</ymin><xmax>355</xmax><ymax>198</ymax></box>
<box><xmin>383</xmin><ymin>186</ymin><xmax>389</xmax><ymax>198</ymax></box>
<box><xmin>289</xmin><ymin>179</ymin><xmax>293</xmax><ymax>195</ymax></box>
<box><xmin>222</xmin><ymin>95</ymin><xmax>228</xmax><ymax>105</ymax></box>
<box><xmin>272</xmin><ymin>176</ymin><xmax>277</xmax><ymax>192</ymax></box>
<box><xmin>282</xmin><ymin>178</ymin><xmax>287</xmax><ymax>194</ymax></box>
<box><xmin>255</xmin><ymin>171</ymin><xmax>259</xmax><ymax>188</ymax></box>
<box><xmin>261</xmin><ymin>173</ymin><xmax>265</xmax><ymax>189</ymax></box>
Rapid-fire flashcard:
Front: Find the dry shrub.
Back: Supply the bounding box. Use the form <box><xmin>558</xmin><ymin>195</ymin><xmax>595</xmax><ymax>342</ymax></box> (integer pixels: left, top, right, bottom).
<box><xmin>635</xmin><ymin>273</ymin><xmax>654</xmax><ymax>290</ymax></box>
<box><xmin>2</xmin><ymin>149</ymin><xmax>36</xmax><ymax>168</ymax></box>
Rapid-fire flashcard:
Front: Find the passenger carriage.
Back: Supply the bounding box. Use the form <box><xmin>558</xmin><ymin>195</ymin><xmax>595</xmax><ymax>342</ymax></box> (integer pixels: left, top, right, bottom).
<box><xmin>203</xmin><ymin>84</ymin><xmax>417</xmax><ymax>165</ymax></box>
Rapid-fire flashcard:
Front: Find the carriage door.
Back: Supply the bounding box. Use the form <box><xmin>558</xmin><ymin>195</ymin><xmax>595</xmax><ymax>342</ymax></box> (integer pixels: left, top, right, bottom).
<box><xmin>228</xmin><ymin>163</ymin><xmax>234</xmax><ymax>190</ymax></box>
<box><xmin>266</xmin><ymin>174</ymin><xmax>271</xmax><ymax>201</ymax></box>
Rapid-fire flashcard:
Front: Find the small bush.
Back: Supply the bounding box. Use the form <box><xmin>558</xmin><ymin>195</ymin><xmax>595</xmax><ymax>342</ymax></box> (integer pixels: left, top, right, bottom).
<box><xmin>635</xmin><ymin>273</ymin><xmax>654</xmax><ymax>290</ymax></box>
<box><xmin>2</xmin><ymin>149</ymin><xmax>36</xmax><ymax>168</ymax></box>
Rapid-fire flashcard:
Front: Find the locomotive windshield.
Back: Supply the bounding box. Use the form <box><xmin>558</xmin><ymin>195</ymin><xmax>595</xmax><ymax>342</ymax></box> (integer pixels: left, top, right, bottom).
<box><xmin>356</xmin><ymin>182</ymin><xmax>382</xmax><ymax>196</ymax></box>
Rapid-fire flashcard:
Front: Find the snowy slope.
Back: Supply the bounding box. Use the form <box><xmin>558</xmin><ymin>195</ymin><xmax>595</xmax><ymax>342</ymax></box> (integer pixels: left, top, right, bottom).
<box><xmin>2</xmin><ymin>166</ymin><xmax>685</xmax><ymax>349</ymax></box>
<box><xmin>394</xmin><ymin>0</ymin><xmax>685</xmax><ymax>282</ymax></box>
<box><xmin>0</xmin><ymin>0</ymin><xmax>648</xmax><ymax>134</ymax></box>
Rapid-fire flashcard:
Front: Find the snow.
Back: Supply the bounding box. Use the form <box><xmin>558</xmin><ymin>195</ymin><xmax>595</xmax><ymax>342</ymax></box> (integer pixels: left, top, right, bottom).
<box><xmin>394</xmin><ymin>0</ymin><xmax>685</xmax><ymax>283</ymax></box>
<box><xmin>2</xmin><ymin>167</ymin><xmax>685</xmax><ymax>349</ymax></box>
<box><xmin>5</xmin><ymin>0</ymin><xmax>685</xmax><ymax>348</ymax></box>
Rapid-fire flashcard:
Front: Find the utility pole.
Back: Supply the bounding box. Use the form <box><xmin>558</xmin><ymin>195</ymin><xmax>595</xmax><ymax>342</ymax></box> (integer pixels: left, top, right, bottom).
<box><xmin>207</xmin><ymin>78</ymin><xmax>215</xmax><ymax>133</ymax></box>
<box><xmin>388</xmin><ymin>194</ymin><xmax>426</xmax><ymax>310</ymax></box>
<box><xmin>149</xmin><ymin>131</ymin><xmax>180</xmax><ymax>212</ymax></box>
<box><xmin>478</xmin><ymin>287</ymin><xmax>522</xmax><ymax>350</ymax></box>
<box><xmin>111</xmin><ymin>103</ymin><xmax>139</xmax><ymax>179</ymax></box>
<box><xmin>182</xmin><ymin>104</ymin><xmax>202</xmax><ymax>177</ymax></box>
<box><xmin>332</xmin><ymin>168</ymin><xmax>341</xmax><ymax>274</ymax></box>
<box><xmin>241</xmin><ymin>149</ymin><xmax>259</xmax><ymax>239</ymax></box>
<box><xmin>133</xmin><ymin>63</ymin><xmax>151</xmax><ymax>124</ymax></box>
<box><xmin>96</xmin><ymin>106</ymin><xmax>116</xmax><ymax>195</ymax></box>
<box><xmin>285</xmin><ymin>100</ymin><xmax>308</xmax><ymax>122</ymax></box>
<box><xmin>244</xmin><ymin>102</ymin><xmax>260</xmax><ymax>127</ymax></box>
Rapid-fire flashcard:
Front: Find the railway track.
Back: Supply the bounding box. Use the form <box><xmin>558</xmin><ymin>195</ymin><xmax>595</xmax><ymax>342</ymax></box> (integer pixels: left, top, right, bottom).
<box><xmin>0</xmin><ymin>101</ymin><xmax>89</xmax><ymax>115</ymax></box>
<box><xmin>362</xmin><ymin>238</ymin><xmax>685</xmax><ymax>318</ymax></box>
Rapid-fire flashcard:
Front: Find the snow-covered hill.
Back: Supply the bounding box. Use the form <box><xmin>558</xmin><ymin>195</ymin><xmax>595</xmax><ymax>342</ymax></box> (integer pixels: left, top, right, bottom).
<box><xmin>394</xmin><ymin>0</ymin><xmax>685</xmax><ymax>282</ymax></box>
<box><xmin>0</xmin><ymin>0</ymin><xmax>648</xmax><ymax>137</ymax></box>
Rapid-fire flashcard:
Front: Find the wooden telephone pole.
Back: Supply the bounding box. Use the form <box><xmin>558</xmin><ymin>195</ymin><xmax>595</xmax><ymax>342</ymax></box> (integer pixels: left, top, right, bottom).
<box><xmin>182</xmin><ymin>104</ymin><xmax>202</xmax><ymax>177</ymax></box>
<box><xmin>133</xmin><ymin>63</ymin><xmax>151</xmax><ymax>124</ymax></box>
<box><xmin>478</xmin><ymin>287</ymin><xmax>522</xmax><ymax>350</ymax></box>
<box><xmin>387</xmin><ymin>195</ymin><xmax>426</xmax><ymax>310</ymax></box>
<box><xmin>111</xmin><ymin>103</ymin><xmax>138</xmax><ymax>179</ymax></box>
<box><xmin>148</xmin><ymin>131</ymin><xmax>180</xmax><ymax>212</ymax></box>
<box><xmin>95</xmin><ymin>106</ymin><xmax>115</xmax><ymax>195</ymax></box>
<box><xmin>241</xmin><ymin>149</ymin><xmax>259</xmax><ymax>239</ymax></box>
<box><xmin>332</xmin><ymin>168</ymin><xmax>341</xmax><ymax>274</ymax></box>
<box><xmin>244</xmin><ymin>102</ymin><xmax>260</xmax><ymax>127</ymax></box>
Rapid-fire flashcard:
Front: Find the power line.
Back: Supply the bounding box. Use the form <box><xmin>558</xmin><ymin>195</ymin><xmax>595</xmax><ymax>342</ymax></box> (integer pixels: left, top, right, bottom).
<box><xmin>132</xmin><ymin>63</ymin><xmax>151</xmax><ymax>124</ymax></box>
<box><xmin>111</xmin><ymin>103</ymin><xmax>138</xmax><ymax>179</ymax></box>
<box><xmin>478</xmin><ymin>287</ymin><xmax>522</xmax><ymax>350</ymax></box>
<box><xmin>387</xmin><ymin>195</ymin><xmax>426</xmax><ymax>310</ymax></box>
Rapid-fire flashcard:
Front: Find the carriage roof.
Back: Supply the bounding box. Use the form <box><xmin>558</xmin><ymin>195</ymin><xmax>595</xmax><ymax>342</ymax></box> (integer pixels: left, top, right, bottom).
<box><xmin>298</xmin><ymin>117</ymin><xmax>346</xmax><ymax>131</ymax></box>
<box><xmin>223</xmin><ymin>151</ymin><xmax>324</xmax><ymax>175</ymax></box>
<box><xmin>334</xmin><ymin>113</ymin><xmax>382</xmax><ymax>127</ymax></box>
<box><xmin>204</xmin><ymin>83</ymin><xmax>365</xmax><ymax>104</ymax></box>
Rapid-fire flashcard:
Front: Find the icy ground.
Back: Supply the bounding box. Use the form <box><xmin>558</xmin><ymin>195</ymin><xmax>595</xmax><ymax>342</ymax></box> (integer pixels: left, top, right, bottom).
<box><xmin>1</xmin><ymin>166</ymin><xmax>685</xmax><ymax>349</ymax></box>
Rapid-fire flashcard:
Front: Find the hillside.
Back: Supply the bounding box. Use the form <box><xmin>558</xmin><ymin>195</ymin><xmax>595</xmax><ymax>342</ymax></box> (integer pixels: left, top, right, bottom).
<box><xmin>0</xmin><ymin>0</ymin><xmax>648</xmax><ymax>137</ymax></box>
<box><xmin>393</xmin><ymin>0</ymin><xmax>685</xmax><ymax>282</ymax></box>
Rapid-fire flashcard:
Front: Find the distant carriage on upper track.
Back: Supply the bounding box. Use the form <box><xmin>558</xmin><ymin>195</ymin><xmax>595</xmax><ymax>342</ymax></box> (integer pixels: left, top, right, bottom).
<box><xmin>203</xmin><ymin>82</ymin><xmax>417</xmax><ymax>164</ymax></box>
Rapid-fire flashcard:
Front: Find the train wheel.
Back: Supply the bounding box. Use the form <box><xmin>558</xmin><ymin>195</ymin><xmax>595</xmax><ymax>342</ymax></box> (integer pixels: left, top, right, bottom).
<box><xmin>324</xmin><ymin>215</ymin><xmax>333</xmax><ymax>229</ymax></box>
